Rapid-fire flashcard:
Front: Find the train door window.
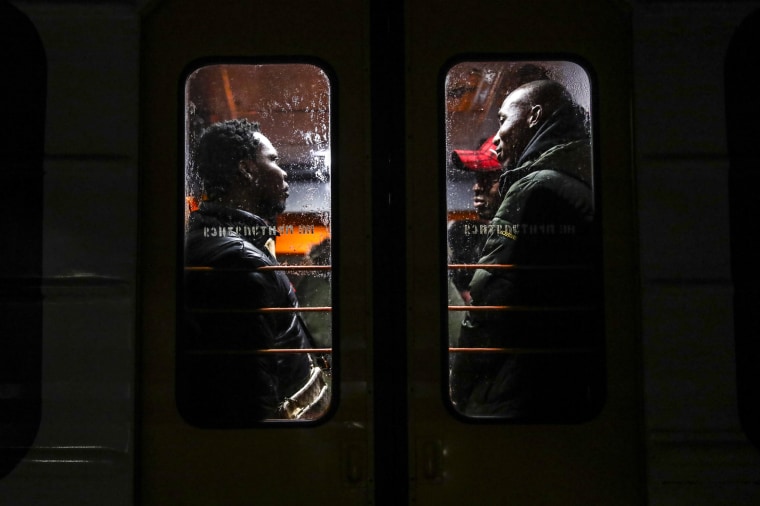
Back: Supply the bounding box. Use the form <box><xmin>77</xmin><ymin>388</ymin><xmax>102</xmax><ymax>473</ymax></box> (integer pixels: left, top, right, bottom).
<box><xmin>179</xmin><ymin>62</ymin><xmax>333</xmax><ymax>427</ymax></box>
<box><xmin>445</xmin><ymin>59</ymin><xmax>605</xmax><ymax>423</ymax></box>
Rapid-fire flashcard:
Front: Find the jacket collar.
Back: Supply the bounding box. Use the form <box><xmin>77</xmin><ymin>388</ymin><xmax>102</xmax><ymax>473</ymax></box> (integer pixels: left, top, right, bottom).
<box><xmin>499</xmin><ymin>103</ymin><xmax>591</xmax><ymax>194</ymax></box>
<box><xmin>499</xmin><ymin>139</ymin><xmax>592</xmax><ymax>195</ymax></box>
<box><xmin>189</xmin><ymin>201</ymin><xmax>278</xmax><ymax>250</ymax></box>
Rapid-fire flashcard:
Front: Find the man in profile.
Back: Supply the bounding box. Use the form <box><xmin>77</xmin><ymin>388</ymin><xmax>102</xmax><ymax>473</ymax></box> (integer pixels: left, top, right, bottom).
<box><xmin>450</xmin><ymin>80</ymin><xmax>601</xmax><ymax>421</ymax></box>
<box><xmin>181</xmin><ymin>118</ymin><xmax>328</xmax><ymax>425</ymax></box>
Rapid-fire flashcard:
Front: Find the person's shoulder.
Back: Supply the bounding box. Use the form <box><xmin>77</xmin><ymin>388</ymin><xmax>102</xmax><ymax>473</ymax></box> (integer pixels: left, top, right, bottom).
<box><xmin>518</xmin><ymin>140</ymin><xmax>592</xmax><ymax>188</ymax></box>
<box><xmin>187</xmin><ymin>231</ymin><xmax>273</xmax><ymax>268</ymax></box>
<box><xmin>535</xmin><ymin>138</ymin><xmax>590</xmax><ymax>169</ymax></box>
<box><xmin>237</xmin><ymin>239</ymin><xmax>275</xmax><ymax>266</ymax></box>
<box><xmin>507</xmin><ymin>168</ymin><xmax>556</xmax><ymax>193</ymax></box>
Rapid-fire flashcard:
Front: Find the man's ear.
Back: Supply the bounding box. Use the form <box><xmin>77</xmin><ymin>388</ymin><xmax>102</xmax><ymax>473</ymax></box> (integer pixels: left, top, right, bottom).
<box><xmin>238</xmin><ymin>159</ymin><xmax>255</xmax><ymax>181</ymax></box>
<box><xmin>527</xmin><ymin>105</ymin><xmax>542</xmax><ymax>128</ymax></box>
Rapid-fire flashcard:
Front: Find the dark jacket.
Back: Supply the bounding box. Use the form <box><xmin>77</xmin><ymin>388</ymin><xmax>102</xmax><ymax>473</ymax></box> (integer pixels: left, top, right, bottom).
<box><xmin>178</xmin><ymin>202</ymin><xmax>314</xmax><ymax>426</ymax></box>
<box><xmin>451</xmin><ymin>104</ymin><xmax>603</xmax><ymax>421</ymax></box>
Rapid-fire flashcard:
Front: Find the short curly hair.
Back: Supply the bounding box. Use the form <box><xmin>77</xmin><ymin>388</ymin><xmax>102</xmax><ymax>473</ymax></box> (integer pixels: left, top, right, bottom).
<box><xmin>193</xmin><ymin>119</ymin><xmax>262</xmax><ymax>199</ymax></box>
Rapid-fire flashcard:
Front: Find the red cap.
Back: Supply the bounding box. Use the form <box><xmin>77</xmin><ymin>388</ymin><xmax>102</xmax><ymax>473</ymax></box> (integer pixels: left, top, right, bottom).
<box><xmin>451</xmin><ymin>137</ymin><xmax>501</xmax><ymax>172</ymax></box>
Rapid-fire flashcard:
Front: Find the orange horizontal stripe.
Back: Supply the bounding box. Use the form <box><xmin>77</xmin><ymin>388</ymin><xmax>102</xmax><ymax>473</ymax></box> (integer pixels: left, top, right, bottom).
<box><xmin>448</xmin><ymin>263</ymin><xmax>593</xmax><ymax>270</ymax></box>
<box><xmin>189</xmin><ymin>307</ymin><xmax>332</xmax><ymax>313</ymax></box>
<box><xmin>185</xmin><ymin>265</ymin><xmax>331</xmax><ymax>271</ymax></box>
<box><xmin>449</xmin><ymin>347</ymin><xmax>596</xmax><ymax>354</ymax></box>
<box><xmin>449</xmin><ymin>305</ymin><xmax>595</xmax><ymax>312</ymax></box>
<box><xmin>186</xmin><ymin>348</ymin><xmax>332</xmax><ymax>355</ymax></box>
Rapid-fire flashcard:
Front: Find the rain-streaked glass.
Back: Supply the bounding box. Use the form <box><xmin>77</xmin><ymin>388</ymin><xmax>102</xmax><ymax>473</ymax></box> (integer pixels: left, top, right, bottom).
<box><xmin>444</xmin><ymin>60</ymin><xmax>605</xmax><ymax>423</ymax></box>
<box><xmin>179</xmin><ymin>63</ymin><xmax>333</xmax><ymax>426</ymax></box>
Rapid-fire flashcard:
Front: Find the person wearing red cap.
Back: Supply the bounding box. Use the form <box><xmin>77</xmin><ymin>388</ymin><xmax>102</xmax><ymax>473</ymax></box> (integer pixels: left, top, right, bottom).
<box><xmin>450</xmin><ymin>80</ymin><xmax>601</xmax><ymax>422</ymax></box>
<box><xmin>449</xmin><ymin>138</ymin><xmax>503</xmax><ymax>304</ymax></box>
<box><xmin>452</xmin><ymin>137</ymin><xmax>504</xmax><ymax>222</ymax></box>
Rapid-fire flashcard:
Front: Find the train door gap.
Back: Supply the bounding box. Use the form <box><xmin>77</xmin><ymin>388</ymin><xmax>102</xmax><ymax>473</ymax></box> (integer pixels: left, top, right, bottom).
<box><xmin>370</xmin><ymin>0</ymin><xmax>409</xmax><ymax>502</ymax></box>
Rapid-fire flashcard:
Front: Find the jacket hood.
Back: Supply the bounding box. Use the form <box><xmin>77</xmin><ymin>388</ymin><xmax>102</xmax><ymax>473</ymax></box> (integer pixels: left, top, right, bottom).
<box><xmin>516</xmin><ymin>102</ymin><xmax>589</xmax><ymax>168</ymax></box>
<box><xmin>499</xmin><ymin>103</ymin><xmax>591</xmax><ymax>193</ymax></box>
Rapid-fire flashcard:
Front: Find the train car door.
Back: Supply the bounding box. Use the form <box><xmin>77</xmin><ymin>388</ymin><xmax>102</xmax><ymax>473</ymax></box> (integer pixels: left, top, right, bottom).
<box><xmin>138</xmin><ymin>1</ymin><xmax>372</xmax><ymax>504</ymax></box>
<box><xmin>403</xmin><ymin>0</ymin><xmax>644</xmax><ymax>504</ymax></box>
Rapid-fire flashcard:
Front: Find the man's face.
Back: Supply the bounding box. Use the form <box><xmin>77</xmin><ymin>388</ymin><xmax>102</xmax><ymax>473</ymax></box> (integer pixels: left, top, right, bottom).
<box><xmin>472</xmin><ymin>171</ymin><xmax>501</xmax><ymax>221</ymax></box>
<box><xmin>493</xmin><ymin>90</ymin><xmax>533</xmax><ymax>168</ymax></box>
<box><xmin>243</xmin><ymin>133</ymin><xmax>289</xmax><ymax>217</ymax></box>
